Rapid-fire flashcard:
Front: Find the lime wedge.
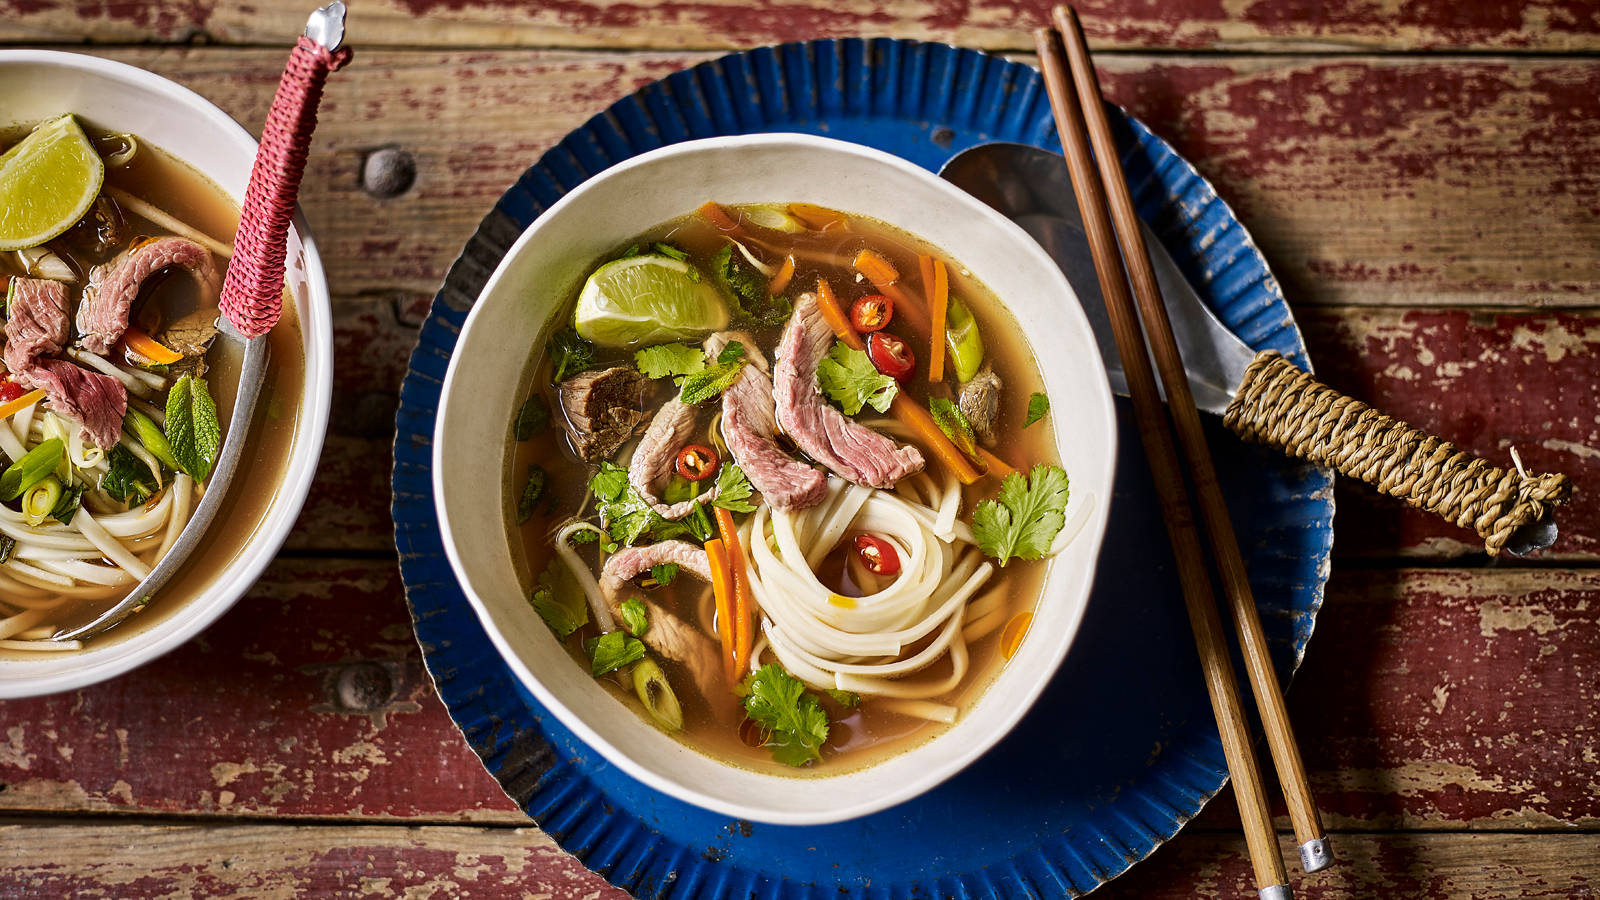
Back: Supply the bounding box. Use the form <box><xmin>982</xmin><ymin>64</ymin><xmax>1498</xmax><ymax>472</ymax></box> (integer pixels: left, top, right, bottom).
<box><xmin>574</xmin><ymin>254</ymin><xmax>730</xmax><ymax>348</ymax></box>
<box><xmin>0</xmin><ymin>115</ymin><xmax>106</xmax><ymax>252</ymax></box>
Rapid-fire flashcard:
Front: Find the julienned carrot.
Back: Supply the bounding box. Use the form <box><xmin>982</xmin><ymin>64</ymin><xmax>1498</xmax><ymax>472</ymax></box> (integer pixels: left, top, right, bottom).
<box><xmin>697</xmin><ymin>200</ymin><xmax>744</xmax><ymax>235</ymax></box>
<box><xmin>0</xmin><ymin>388</ymin><xmax>46</xmax><ymax>421</ymax></box>
<box><xmin>816</xmin><ymin>279</ymin><xmax>982</xmax><ymax>485</ymax></box>
<box><xmin>768</xmin><ymin>254</ymin><xmax>796</xmax><ymax>296</ymax></box>
<box><xmin>978</xmin><ymin>447</ymin><xmax>1015</xmax><ymax>479</ymax></box>
<box><xmin>788</xmin><ymin>203</ymin><xmax>848</xmax><ymax>231</ymax></box>
<box><xmin>851</xmin><ymin>250</ymin><xmax>930</xmax><ymax>333</ymax></box>
<box><xmin>704</xmin><ymin>537</ymin><xmax>737</xmax><ymax>684</ymax></box>
<box><xmin>121</xmin><ymin>327</ymin><xmax>183</xmax><ymax>365</ymax></box>
<box><xmin>927</xmin><ymin>258</ymin><xmax>949</xmax><ymax>383</ymax></box>
<box><xmin>713</xmin><ymin>506</ymin><xmax>755</xmax><ymax>679</ymax></box>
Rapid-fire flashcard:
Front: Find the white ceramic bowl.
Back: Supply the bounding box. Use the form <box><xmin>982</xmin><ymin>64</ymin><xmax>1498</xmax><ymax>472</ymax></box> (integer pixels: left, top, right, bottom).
<box><xmin>435</xmin><ymin>134</ymin><xmax>1116</xmax><ymax>824</ymax></box>
<box><xmin>0</xmin><ymin>51</ymin><xmax>333</xmax><ymax>698</ymax></box>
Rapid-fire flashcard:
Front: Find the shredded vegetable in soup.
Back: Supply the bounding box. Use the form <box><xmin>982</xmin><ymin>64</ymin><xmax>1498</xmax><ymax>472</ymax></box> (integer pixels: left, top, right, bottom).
<box><xmin>0</xmin><ymin>114</ymin><xmax>238</xmax><ymax>651</ymax></box>
<box><xmin>511</xmin><ymin>202</ymin><xmax>1077</xmax><ymax>773</ymax></box>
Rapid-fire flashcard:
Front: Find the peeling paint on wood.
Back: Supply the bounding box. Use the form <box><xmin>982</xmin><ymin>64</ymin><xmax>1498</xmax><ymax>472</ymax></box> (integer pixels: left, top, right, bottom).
<box><xmin>0</xmin><ymin>0</ymin><xmax>1596</xmax><ymax>52</ymax></box>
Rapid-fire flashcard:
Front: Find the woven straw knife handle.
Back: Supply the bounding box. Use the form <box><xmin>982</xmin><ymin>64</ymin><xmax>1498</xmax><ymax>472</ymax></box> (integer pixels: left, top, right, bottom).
<box><xmin>1222</xmin><ymin>351</ymin><xmax>1572</xmax><ymax>555</ymax></box>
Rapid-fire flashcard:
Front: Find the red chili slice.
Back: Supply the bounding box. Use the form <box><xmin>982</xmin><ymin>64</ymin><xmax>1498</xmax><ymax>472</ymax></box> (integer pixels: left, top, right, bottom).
<box><xmin>0</xmin><ymin>380</ymin><xmax>24</xmax><ymax>404</ymax></box>
<box><xmin>866</xmin><ymin>331</ymin><xmax>915</xmax><ymax>380</ymax></box>
<box><xmin>675</xmin><ymin>444</ymin><xmax>719</xmax><ymax>481</ymax></box>
<box><xmin>853</xmin><ymin>533</ymin><xmax>901</xmax><ymax>576</ymax></box>
<box><xmin>850</xmin><ymin>294</ymin><xmax>894</xmax><ymax>333</ymax></box>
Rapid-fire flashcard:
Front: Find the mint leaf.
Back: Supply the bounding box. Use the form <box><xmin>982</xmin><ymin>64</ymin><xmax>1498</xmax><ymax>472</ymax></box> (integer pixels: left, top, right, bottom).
<box><xmin>620</xmin><ymin>597</ymin><xmax>649</xmax><ymax>637</ymax></box>
<box><xmin>513</xmin><ymin>394</ymin><xmax>550</xmax><ymax>440</ymax></box>
<box><xmin>49</xmin><ymin>483</ymin><xmax>84</xmax><ymax>525</ymax></box>
<box><xmin>711</xmin><ymin>463</ymin><xmax>757</xmax><ymax>513</ymax></box>
<box><xmin>634</xmin><ymin>343</ymin><xmax>707</xmax><ymax>381</ymax></box>
<box><xmin>741</xmin><ymin>664</ymin><xmax>830</xmax><ymax>767</ymax></box>
<box><xmin>164</xmin><ymin>375</ymin><xmax>220</xmax><ymax>481</ymax></box>
<box><xmin>679</xmin><ymin>340</ymin><xmax>747</xmax><ymax>405</ymax></box>
<box><xmin>929</xmin><ymin>397</ymin><xmax>978</xmax><ymax>459</ymax></box>
<box><xmin>972</xmin><ymin>464</ymin><xmax>1071</xmax><ymax>566</ymax></box>
<box><xmin>101</xmin><ymin>445</ymin><xmax>158</xmax><ymax>504</ymax></box>
<box><xmin>516</xmin><ymin>465</ymin><xmax>546</xmax><ymax>525</ymax></box>
<box><xmin>1024</xmin><ymin>392</ymin><xmax>1050</xmax><ymax>428</ymax></box>
<box><xmin>530</xmin><ymin>559</ymin><xmax>588</xmax><ymax>638</ymax></box>
<box><xmin>584</xmin><ymin>631</ymin><xmax>647</xmax><ymax>676</ymax></box>
<box><xmin>817</xmin><ymin>341</ymin><xmax>896</xmax><ymax>415</ymax></box>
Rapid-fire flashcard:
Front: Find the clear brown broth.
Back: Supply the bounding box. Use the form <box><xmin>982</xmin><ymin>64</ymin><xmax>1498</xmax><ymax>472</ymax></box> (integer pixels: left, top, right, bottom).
<box><xmin>0</xmin><ymin>121</ymin><xmax>306</xmax><ymax>655</ymax></box>
<box><xmin>509</xmin><ymin>205</ymin><xmax>1058</xmax><ymax>775</ymax></box>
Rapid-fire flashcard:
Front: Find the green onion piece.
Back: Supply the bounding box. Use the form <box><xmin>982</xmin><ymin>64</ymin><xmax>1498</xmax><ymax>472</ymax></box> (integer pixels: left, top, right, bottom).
<box><xmin>944</xmin><ymin>296</ymin><xmax>985</xmax><ymax>383</ymax></box>
<box><xmin>22</xmin><ymin>475</ymin><xmax>62</xmax><ymax>526</ymax></box>
<box><xmin>0</xmin><ymin>438</ymin><xmax>64</xmax><ymax>501</ymax></box>
<box><xmin>124</xmin><ymin>409</ymin><xmax>179</xmax><ymax>472</ymax></box>
<box><xmin>632</xmin><ymin>658</ymin><xmax>684</xmax><ymax>732</ymax></box>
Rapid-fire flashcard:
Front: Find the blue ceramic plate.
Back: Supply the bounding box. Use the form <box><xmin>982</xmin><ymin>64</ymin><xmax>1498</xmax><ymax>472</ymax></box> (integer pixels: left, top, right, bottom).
<box><xmin>393</xmin><ymin>39</ymin><xmax>1332</xmax><ymax>898</ymax></box>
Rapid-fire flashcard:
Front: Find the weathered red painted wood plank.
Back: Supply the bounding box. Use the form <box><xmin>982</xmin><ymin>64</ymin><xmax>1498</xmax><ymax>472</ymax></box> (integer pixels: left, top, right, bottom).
<box><xmin>0</xmin><ymin>0</ymin><xmax>1595</xmax><ymax>52</ymax></box>
<box><xmin>0</xmin><ymin>824</ymin><xmax>1592</xmax><ymax>898</ymax></box>
<box><xmin>1</xmin><ymin>564</ymin><xmax>1594</xmax><ymax>832</ymax></box>
<box><xmin>41</xmin><ymin>49</ymin><xmax>1599</xmax><ymax>312</ymax></box>
<box><xmin>0</xmin><ymin>558</ymin><xmax>523</xmax><ymax>823</ymax></box>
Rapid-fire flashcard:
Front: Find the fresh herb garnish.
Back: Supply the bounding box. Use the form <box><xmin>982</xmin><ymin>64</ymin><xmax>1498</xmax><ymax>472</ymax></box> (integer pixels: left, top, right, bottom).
<box><xmin>548</xmin><ymin>327</ymin><xmax>596</xmax><ymax>382</ymax></box>
<box><xmin>530</xmin><ymin>558</ymin><xmax>589</xmax><ymax>638</ymax></box>
<box><xmin>516</xmin><ymin>465</ymin><xmax>547</xmax><ymax>525</ymax></box>
<box><xmin>164</xmin><ymin>375</ymin><xmax>220</xmax><ymax>481</ymax></box>
<box><xmin>0</xmin><ymin>534</ymin><xmax>13</xmax><ymax>564</ymax></box>
<box><xmin>634</xmin><ymin>343</ymin><xmax>708</xmax><ymax>382</ymax></box>
<box><xmin>101</xmin><ymin>445</ymin><xmax>159</xmax><ymax>504</ymax></box>
<box><xmin>123</xmin><ymin>409</ymin><xmax>179</xmax><ymax>472</ymax></box>
<box><xmin>741</xmin><ymin>664</ymin><xmax>830</xmax><ymax>767</ymax></box>
<box><xmin>817</xmin><ymin>341</ymin><xmax>897</xmax><ymax>415</ymax></box>
<box><xmin>513</xmin><ymin>395</ymin><xmax>550</xmax><ymax>441</ymax></box>
<box><xmin>929</xmin><ymin>397</ymin><xmax>979</xmax><ymax>459</ymax></box>
<box><xmin>584</xmin><ymin>631</ymin><xmax>647</xmax><ymax>677</ymax></box>
<box><xmin>49</xmin><ymin>483</ymin><xmax>84</xmax><ymax>525</ymax></box>
<box><xmin>1024</xmin><ymin>392</ymin><xmax>1050</xmax><ymax>428</ymax></box>
<box><xmin>825</xmin><ymin>689</ymin><xmax>862</xmax><ymax>709</ymax></box>
<box><xmin>591</xmin><ymin>461</ymin><xmax>716</xmax><ymax>546</ymax></box>
<box><xmin>620</xmin><ymin>597</ymin><xmax>650</xmax><ymax>637</ymax></box>
<box><xmin>711</xmin><ymin>462</ymin><xmax>757</xmax><ymax>513</ymax></box>
<box><xmin>661</xmin><ymin>474</ymin><xmax>702</xmax><ymax>505</ymax></box>
<box><xmin>678</xmin><ymin>340</ymin><xmax>747</xmax><ymax>405</ymax></box>
<box><xmin>712</xmin><ymin>244</ymin><xmax>792</xmax><ymax>326</ymax></box>
<box><xmin>972</xmin><ymin>464</ymin><xmax>1071</xmax><ymax>566</ymax></box>
<box><xmin>648</xmin><ymin>562</ymin><xmax>679</xmax><ymax>587</ymax></box>
<box><xmin>0</xmin><ymin>438</ymin><xmax>63</xmax><ymax>500</ymax></box>
<box><xmin>566</xmin><ymin>528</ymin><xmax>599</xmax><ymax>546</ymax></box>
<box><xmin>652</xmin><ymin>242</ymin><xmax>690</xmax><ymax>262</ymax></box>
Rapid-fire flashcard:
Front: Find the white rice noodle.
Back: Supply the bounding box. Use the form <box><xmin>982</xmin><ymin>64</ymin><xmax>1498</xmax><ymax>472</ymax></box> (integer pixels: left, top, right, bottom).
<box><xmin>120</xmin><ymin>436</ymin><xmax>164</xmax><ymax>484</ymax></box>
<box><xmin>157</xmin><ymin>475</ymin><xmax>193</xmax><ymax>559</ymax></box>
<box><xmin>741</xmin><ymin>482</ymin><xmax>998</xmax><ymax>715</ymax></box>
<box><xmin>105</xmin><ymin>186</ymin><xmax>234</xmax><ymax>260</ymax></box>
<box><xmin>0</xmin><ymin>638</ymin><xmax>80</xmax><ymax>651</ymax></box>
<box><xmin>554</xmin><ymin>519</ymin><xmax>616</xmax><ymax>633</ymax></box>
<box><xmin>34</xmin><ymin>558</ymin><xmax>134</xmax><ymax>587</ymax></box>
<box><xmin>73</xmin><ymin>509</ymin><xmax>152</xmax><ymax>581</ymax></box>
<box><xmin>875</xmin><ymin>698</ymin><xmax>959</xmax><ymax>724</ymax></box>
<box><xmin>118</xmin><ymin>364</ymin><xmax>168</xmax><ymax>393</ymax></box>
<box><xmin>0</xmin><ymin>606</ymin><xmax>49</xmax><ymax>640</ymax></box>
<box><xmin>67</xmin><ymin>348</ymin><xmax>156</xmax><ymax>400</ymax></box>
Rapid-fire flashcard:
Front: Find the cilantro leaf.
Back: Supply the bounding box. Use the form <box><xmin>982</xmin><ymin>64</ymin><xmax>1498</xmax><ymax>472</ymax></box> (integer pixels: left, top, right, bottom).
<box><xmin>516</xmin><ymin>465</ymin><xmax>547</xmax><ymax>525</ymax></box>
<box><xmin>741</xmin><ymin>664</ymin><xmax>830</xmax><ymax>767</ymax></box>
<box><xmin>548</xmin><ymin>327</ymin><xmax>595</xmax><ymax>382</ymax></box>
<box><xmin>584</xmin><ymin>631</ymin><xmax>647</xmax><ymax>676</ymax></box>
<box><xmin>712</xmin><ymin>244</ymin><xmax>793</xmax><ymax>326</ymax></box>
<box><xmin>816</xmin><ymin>341</ymin><xmax>897</xmax><ymax>415</ymax></box>
<box><xmin>711</xmin><ymin>463</ymin><xmax>757</xmax><ymax>513</ymax></box>
<box><xmin>164</xmin><ymin>375</ymin><xmax>220</xmax><ymax>481</ymax></box>
<box><xmin>929</xmin><ymin>397</ymin><xmax>978</xmax><ymax>459</ymax></box>
<box><xmin>566</xmin><ymin>527</ymin><xmax>599</xmax><ymax>546</ymax></box>
<box><xmin>590</xmin><ymin>461</ymin><xmax>714</xmax><ymax>546</ymax></box>
<box><xmin>825</xmin><ymin>689</ymin><xmax>861</xmax><ymax>709</ymax></box>
<box><xmin>101</xmin><ymin>445</ymin><xmax>159</xmax><ymax>504</ymax></box>
<box><xmin>1024</xmin><ymin>392</ymin><xmax>1050</xmax><ymax>428</ymax></box>
<box><xmin>679</xmin><ymin>340</ymin><xmax>747</xmax><ymax>405</ymax></box>
<box><xmin>652</xmin><ymin>242</ymin><xmax>689</xmax><ymax>262</ymax></box>
<box><xmin>648</xmin><ymin>562</ymin><xmax>679</xmax><ymax>587</ymax></box>
<box><xmin>530</xmin><ymin>558</ymin><xmax>588</xmax><ymax>638</ymax></box>
<box><xmin>634</xmin><ymin>343</ymin><xmax>708</xmax><ymax>382</ymax></box>
<box><xmin>620</xmin><ymin>597</ymin><xmax>649</xmax><ymax>637</ymax></box>
<box><xmin>972</xmin><ymin>464</ymin><xmax>1071</xmax><ymax>566</ymax></box>
<box><xmin>513</xmin><ymin>395</ymin><xmax>550</xmax><ymax>441</ymax></box>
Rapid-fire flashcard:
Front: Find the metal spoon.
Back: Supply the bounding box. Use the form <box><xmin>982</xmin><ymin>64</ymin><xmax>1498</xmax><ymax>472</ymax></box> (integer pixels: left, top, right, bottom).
<box><xmin>56</xmin><ymin>2</ymin><xmax>347</xmax><ymax>641</ymax></box>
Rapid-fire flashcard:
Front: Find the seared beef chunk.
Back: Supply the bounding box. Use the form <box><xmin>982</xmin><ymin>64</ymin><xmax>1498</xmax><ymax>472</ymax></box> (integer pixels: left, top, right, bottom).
<box><xmin>958</xmin><ymin>365</ymin><xmax>1002</xmax><ymax>448</ymax></box>
<box><xmin>556</xmin><ymin>365</ymin><xmax>650</xmax><ymax>462</ymax></box>
<box><xmin>773</xmin><ymin>292</ymin><xmax>924</xmax><ymax>489</ymax></box>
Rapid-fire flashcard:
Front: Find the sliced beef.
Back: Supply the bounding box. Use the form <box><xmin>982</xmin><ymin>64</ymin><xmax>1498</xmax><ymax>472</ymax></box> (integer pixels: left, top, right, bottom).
<box><xmin>76</xmin><ymin>237</ymin><xmax>220</xmax><ymax>355</ymax></box>
<box><xmin>3</xmin><ymin>278</ymin><xmax>70</xmax><ymax>377</ymax></box>
<box><xmin>773</xmin><ymin>293</ymin><xmax>924</xmax><ymax>489</ymax></box>
<box><xmin>704</xmin><ymin>330</ymin><xmax>828</xmax><ymax>512</ymax></box>
<box><xmin>25</xmin><ymin>358</ymin><xmax>127</xmax><ymax>451</ymax></box>
<box><xmin>959</xmin><ymin>364</ymin><xmax>1003</xmax><ymax>448</ymax></box>
<box><xmin>628</xmin><ymin>396</ymin><xmax>719</xmax><ymax>519</ymax></box>
<box><xmin>556</xmin><ymin>365</ymin><xmax>650</xmax><ymax>462</ymax></box>
<box><xmin>599</xmin><ymin>541</ymin><xmax>722</xmax><ymax>698</ymax></box>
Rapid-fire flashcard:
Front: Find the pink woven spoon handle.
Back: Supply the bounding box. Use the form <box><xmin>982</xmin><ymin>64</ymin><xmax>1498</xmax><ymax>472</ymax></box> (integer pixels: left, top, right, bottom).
<box><xmin>220</xmin><ymin>27</ymin><xmax>351</xmax><ymax>338</ymax></box>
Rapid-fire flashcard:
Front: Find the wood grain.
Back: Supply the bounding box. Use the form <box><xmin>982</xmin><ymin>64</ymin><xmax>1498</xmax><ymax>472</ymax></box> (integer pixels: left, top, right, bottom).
<box><xmin>1</xmin><ymin>563</ymin><xmax>1594</xmax><ymax>833</ymax></box>
<box><xmin>0</xmin><ymin>0</ymin><xmax>1595</xmax><ymax>52</ymax></box>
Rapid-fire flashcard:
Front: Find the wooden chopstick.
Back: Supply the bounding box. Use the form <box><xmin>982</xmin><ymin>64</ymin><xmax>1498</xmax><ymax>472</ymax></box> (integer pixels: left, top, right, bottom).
<box><xmin>1032</xmin><ymin>24</ymin><xmax>1295</xmax><ymax>900</ymax></box>
<box><xmin>1052</xmin><ymin>4</ymin><xmax>1332</xmax><ymax>876</ymax></box>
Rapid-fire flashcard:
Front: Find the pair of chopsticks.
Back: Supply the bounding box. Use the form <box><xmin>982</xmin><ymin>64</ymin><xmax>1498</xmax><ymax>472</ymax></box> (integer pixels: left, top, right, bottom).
<box><xmin>1034</xmin><ymin>8</ymin><xmax>1331</xmax><ymax>897</ymax></box>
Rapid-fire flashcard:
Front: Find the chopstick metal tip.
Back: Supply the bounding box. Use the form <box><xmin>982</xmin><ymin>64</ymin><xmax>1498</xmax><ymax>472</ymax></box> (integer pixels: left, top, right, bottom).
<box><xmin>305</xmin><ymin>0</ymin><xmax>346</xmax><ymax>50</ymax></box>
<box><xmin>1299</xmin><ymin>837</ymin><xmax>1333</xmax><ymax>873</ymax></box>
<box><xmin>1259</xmin><ymin>886</ymin><xmax>1294</xmax><ymax>900</ymax></box>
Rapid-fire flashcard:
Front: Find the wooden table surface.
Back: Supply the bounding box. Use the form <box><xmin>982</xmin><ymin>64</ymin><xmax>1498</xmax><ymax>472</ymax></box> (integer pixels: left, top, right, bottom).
<box><xmin>2</xmin><ymin>1</ymin><xmax>1597</xmax><ymax>897</ymax></box>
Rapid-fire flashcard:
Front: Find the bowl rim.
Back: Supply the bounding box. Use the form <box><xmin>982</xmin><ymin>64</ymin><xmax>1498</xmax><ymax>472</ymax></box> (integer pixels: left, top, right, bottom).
<box><xmin>434</xmin><ymin>132</ymin><xmax>1117</xmax><ymax>824</ymax></box>
<box><xmin>0</xmin><ymin>49</ymin><xmax>334</xmax><ymax>698</ymax></box>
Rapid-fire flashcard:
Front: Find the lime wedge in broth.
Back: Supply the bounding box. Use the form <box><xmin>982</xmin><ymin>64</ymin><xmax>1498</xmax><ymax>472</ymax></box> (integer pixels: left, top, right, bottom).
<box><xmin>574</xmin><ymin>254</ymin><xmax>729</xmax><ymax>348</ymax></box>
<box><xmin>0</xmin><ymin>114</ymin><xmax>105</xmax><ymax>251</ymax></box>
